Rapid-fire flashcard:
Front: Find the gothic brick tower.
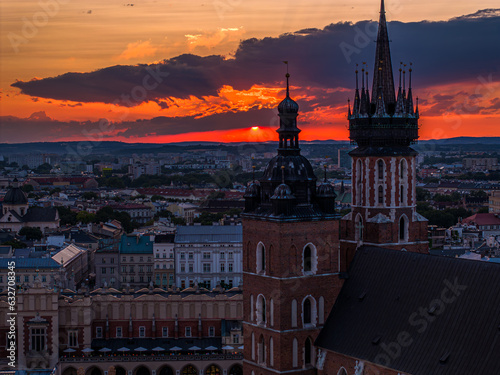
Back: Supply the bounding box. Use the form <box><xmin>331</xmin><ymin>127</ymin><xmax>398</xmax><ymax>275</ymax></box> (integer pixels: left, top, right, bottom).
<box><xmin>242</xmin><ymin>73</ymin><xmax>342</xmax><ymax>374</ymax></box>
<box><xmin>340</xmin><ymin>0</ymin><xmax>428</xmax><ymax>269</ymax></box>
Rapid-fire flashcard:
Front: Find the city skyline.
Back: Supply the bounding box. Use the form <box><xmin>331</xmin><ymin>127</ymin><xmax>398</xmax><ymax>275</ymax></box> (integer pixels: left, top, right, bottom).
<box><xmin>1</xmin><ymin>0</ymin><xmax>499</xmax><ymax>144</ymax></box>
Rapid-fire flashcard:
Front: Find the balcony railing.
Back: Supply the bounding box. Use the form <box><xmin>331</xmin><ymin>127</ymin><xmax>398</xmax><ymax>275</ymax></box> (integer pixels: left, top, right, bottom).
<box><xmin>60</xmin><ymin>353</ymin><xmax>243</xmax><ymax>362</ymax></box>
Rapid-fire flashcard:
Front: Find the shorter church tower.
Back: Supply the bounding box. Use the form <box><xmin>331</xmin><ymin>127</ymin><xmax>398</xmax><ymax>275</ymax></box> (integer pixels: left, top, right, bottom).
<box><xmin>340</xmin><ymin>0</ymin><xmax>428</xmax><ymax>269</ymax></box>
<box><xmin>242</xmin><ymin>73</ymin><xmax>341</xmax><ymax>374</ymax></box>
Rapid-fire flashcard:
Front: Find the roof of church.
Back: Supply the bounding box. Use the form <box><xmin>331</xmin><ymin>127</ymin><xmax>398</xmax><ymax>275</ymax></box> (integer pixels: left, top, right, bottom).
<box><xmin>3</xmin><ymin>186</ymin><xmax>28</xmax><ymax>205</ymax></box>
<box><xmin>316</xmin><ymin>246</ymin><xmax>500</xmax><ymax>375</ymax></box>
<box><xmin>23</xmin><ymin>206</ymin><xmax>58</xmax><ymax>222</ymax></box>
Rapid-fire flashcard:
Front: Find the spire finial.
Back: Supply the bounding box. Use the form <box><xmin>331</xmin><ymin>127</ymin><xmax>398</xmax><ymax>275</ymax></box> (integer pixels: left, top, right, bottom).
<box><xmin>323</xmin><ymin>164</ymin><xmax>327</xmax><ymax>183</ymax></box>
<box><xmin>361</xmin><ymin>63</ymin><xmax>365</xmax><ymax>90</ymax></box>
<box><xmin>408</xmin><ymin>62</ymin><xmax>413</xmax><ymax>89</ymax></box>
<box><xmin>399</xmin><ymin>62</ymin><xmax>402</xmax><ymax>89</ymax></box>
<box><xmin>380</xmin><ymin>0</ymin><xmax>386</xmax><ymax>14</ymax></box>
<box><xmin>283</xmin><ymin>61</ymin><xmax>290</xmax><ymax>97</ymax></box>
<box><xmin>355</xmin><ymin>63</ymin><xmax>359</xmax><ymax>90</ymax></box>
<box><xmin>252</xmin><ymin>165</ymin><xmax>256</xmax><ymax>182</ymax></box>
<box><xmin>348</xmin><ymin>98</ymin><xmax>351</xmax><ymax>117</ymax></box>
<box><xmin>281</xmin><ymin>165</ymin><xmax>285</xmax><ymax>184</ymax></box>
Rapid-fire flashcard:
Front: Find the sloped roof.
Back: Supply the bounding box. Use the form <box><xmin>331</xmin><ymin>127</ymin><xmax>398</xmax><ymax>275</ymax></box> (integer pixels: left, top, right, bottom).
<box><xmin>175</xmin><ymin>225</ymin><xmax>242</xmax><ymax>243</ymax></box>
<box><xmin>0</xmin><ymin>258</ymin><xmax>60</xmax><ymax>269</ymax></box>
<box><xmin>315</xmin><ymin>246</ymin><xmax>500</xmax><ymax>375</ymax></box>
<box><xmin>23</xmin><ymin>206</ymin><xmax>58</xmax><ymax>222</ymax></box>
<box><xmin>462</xmin><ymin>213</ymin><xmax>500</xmax><ymax>226</ymax></box>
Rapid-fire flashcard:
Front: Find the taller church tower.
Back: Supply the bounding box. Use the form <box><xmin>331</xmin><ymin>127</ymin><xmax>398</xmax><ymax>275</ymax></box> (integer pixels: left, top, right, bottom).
<box><xmin>242</xmin><ymin>74</ymin><xmax>342</xmax><ymax>374</ymax></box>
<box><xmin>340</xmin><ymin>0</ymin><xmax>428</xmax><ymax>268</ymax></box>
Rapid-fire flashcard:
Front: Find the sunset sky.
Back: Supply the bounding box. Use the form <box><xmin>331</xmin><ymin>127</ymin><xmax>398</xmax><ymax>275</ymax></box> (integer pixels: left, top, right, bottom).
<box><xmin>1</xmin><ymin>0</ymin><xmax>499</xmax><ymax>144</ymax></box>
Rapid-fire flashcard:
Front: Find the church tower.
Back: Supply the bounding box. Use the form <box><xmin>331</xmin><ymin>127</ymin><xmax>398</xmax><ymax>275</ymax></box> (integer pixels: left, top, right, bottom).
<box><xmin>340</xmin><ymin>0</ymin><xmax>428</xmax><ymax>268</ymax></box>
<box><xmin>242</xmin><ymin>73</ymin><xmax>341</xmax><ymax>374</ymax></box>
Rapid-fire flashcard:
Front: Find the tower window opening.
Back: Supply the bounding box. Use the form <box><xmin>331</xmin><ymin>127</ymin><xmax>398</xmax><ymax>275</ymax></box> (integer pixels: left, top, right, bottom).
<box><xmin>304</xmin><ymin>246</ymin><xmax>312</xmax><ymax>272</ymax></box>
<box><xmin>399</xmin><ymin>216</ymin><xmax>406</xmax><ymax>241</ymax></box>
<box><xmin>377</xmin><ymin>160</ymin><xmax>384</xmax><ymax>180</ymax></box>
<box><xmin>400</xmin><ymin>185</ymin><xmax>405</xmax><ymax>204</ymax></box>
<box><xmin>303</xmin><ymin>298</ymin><xmax>311</xmax><ymax>325</ymax></box>
<box><xmin>305</xmin><ymin>338</ymin><xmax>312</xmax><ymax>365</ymax></box>
<box><xmin>378</xmin><ymin>185</ymin><xmax>384</xmax><ymax>205</ymax></box>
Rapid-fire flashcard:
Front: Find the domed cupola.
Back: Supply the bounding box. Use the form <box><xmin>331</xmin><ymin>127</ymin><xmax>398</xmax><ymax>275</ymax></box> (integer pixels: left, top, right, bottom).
<box><xmin>244</xmin><ymin>166</ymin><xmax>261</xmax><ymax>212</ymax></box>
<box><xmin>316</xmin><ymin>166</ymin><xmax>337</xmax><ymax>214</ymax></box>
<box><xmin>3</xmin><ymin>178</ymin><xmax>28</xmax><ymax>205</ymax></box>
<box><xmin>271</xmin><ymin>167</ymin><xmax>296</xmax><ymax>216</ymax></box>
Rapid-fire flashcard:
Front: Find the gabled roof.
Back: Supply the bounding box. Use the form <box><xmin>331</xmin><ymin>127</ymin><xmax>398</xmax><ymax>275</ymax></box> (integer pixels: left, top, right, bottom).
<box><xmin>0</xmin><ymin>258</ymin><xmax>60</xmax><ymax>269</ymax></box>
<box><xmin>316</xmin><ymin>246</ymin><xmax>500</xmax><ymax>375</ymax></box>
<box><xmin>462</xmin><ymin>213</ymin><xmax>500</xmax><ymax>226</ymax></box>
<box><xmin>23</xmin><ymin>206</ymin><xmax>58</xmax><ymax>222</ymax></box>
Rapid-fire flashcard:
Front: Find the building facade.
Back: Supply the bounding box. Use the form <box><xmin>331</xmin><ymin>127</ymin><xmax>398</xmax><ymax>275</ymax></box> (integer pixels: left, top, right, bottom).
<box><xmin>153</xmin><ymin>234</ymin><xmax>176</xmax><ymax>288</ymax></box>
<box><xmin>175</xmin><ymin>226</ymin><xmax>242</xmax><ymax>290</ymax></box>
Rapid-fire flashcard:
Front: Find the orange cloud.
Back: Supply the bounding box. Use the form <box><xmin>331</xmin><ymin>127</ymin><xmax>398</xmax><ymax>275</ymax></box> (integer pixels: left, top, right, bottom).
<box><xmin>185</xmin><ymin>27</ymin><xmax>245</xmax><ymax>54</ymax></box>
<box><xmin>116</xmin><ymin>41</ymin><xmax>158</xmax><ymax>60</ymax></box>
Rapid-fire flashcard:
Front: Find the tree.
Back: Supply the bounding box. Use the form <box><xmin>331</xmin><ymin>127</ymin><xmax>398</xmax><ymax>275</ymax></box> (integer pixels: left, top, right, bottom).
<box><xmin>2</xmin><ymin>239</ymin><xmax>27</xmax><ymax>249</ymax></box>
<box><xmin>416</xmin><ymin>187</ymin><xmax>430</xmax><ymax>202</ymax></box>
<box><xmin>34</xmin><ymin>163</ymin><xmax>52</xmax><ymax>174</ymax></box>
<box><xmin>76</xmin><ymin>211</ymin><xmax>96</xmax><ymax>224</ymax></box>
<box><xmin>56</xmin><ymin>206</ymin><xmax>77</xmax><ymax>226</ymax></box>
<box><xmin>82</xmin><ymin>192</ymin><xmax>99</xmax><ymax>200</ymax></box>
<box><xmin>18</xmin><ymin>226</ymin><xmax>43</xmax><ymax>240</ymax></box>
<box><xmin>151</xmin><ymin>195</ymin><xmax>165</xmax><ymax>202</ymax></box>
<box><xmin>22</xmin><ymin>184</ymin><xmax>34</xmax><ymax>193</ymax></box>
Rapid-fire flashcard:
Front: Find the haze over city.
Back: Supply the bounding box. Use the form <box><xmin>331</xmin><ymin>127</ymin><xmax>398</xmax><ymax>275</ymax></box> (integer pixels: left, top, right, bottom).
<box><xmin>1</xmin><ymin>0</ymin><xmax>499</xmax><ymax>144</ymax></box>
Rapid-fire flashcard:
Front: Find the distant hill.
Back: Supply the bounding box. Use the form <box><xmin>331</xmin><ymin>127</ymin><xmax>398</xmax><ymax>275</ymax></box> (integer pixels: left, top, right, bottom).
<box><xmin>0</xmin><ymin>137</ymin><xmax>499</xmax><ymax>156</ymax></box>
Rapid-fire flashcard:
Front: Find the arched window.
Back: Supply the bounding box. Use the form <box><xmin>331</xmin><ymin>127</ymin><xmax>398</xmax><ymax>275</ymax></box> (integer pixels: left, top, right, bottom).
<box><xmin>304</xmin><ymin>246</ymin><xmax>311</xmax><ymax>272</ymax></box>
<box><xmin>181</xmin><ymin>366</ymin><xmax>197</xmax><ymax>375</ymax></box>
<box><xmin>400</xmin><ymin>184</ymin><xmax>405</xmax><ymax>205</ymax></box>
<box><xmin>377</xmin><ymin>159</ymin><xmax>384</xmax><ymax>180</ymax></box>
<box><xmin>258</xmin><ymin>335</ymin><xmax>265</xmax><ymax>364</ymax></box>
<box><xmin>256</xmin><ymin>242</ymin><xmax>265</xmax><ymax>273</ymax></box>
<box><xmin>291</xmin><ymin>299</ymin><xmax>298</xmax><ymax>327</ymax></box>
<box><xmin>292</xmin><ymin>338</ymin><xmax>298</xmax><ymax>368</ymax></box>
<box><xmin>399</xmin><ymin>216</ymin><xmax>407</xmax><ymax>242</ymax></box>
<box><xmin>337</xmin><ymin>368</ymin><xmax>348</xmax><ymax>375</ymax></box>
<box><xmin>303</xmin><ymin>299</ymin><xmax>311</xmax><ymax>324</ymax></box>
<box><xmin>256</xmin><ymin>295</ymin><xmax>266</xmax><ymax>325</ymax></box>
<box><xmin>302</xmin><ymin>243</ymin><xmax>317</xmax><ymax>275</ymax></box>
<box><xmin>304</xmin><ymin>338</ymin><xmax>313</xmax><ymax>365</ymax></box>
<box><xmin>378</xmin><ymin>185</ymin><xmax>384</xmax><ymax>205</ymax></box>
<box><xmin>356</xmin><ymin>159</ymin><xmax>363</xmax><ymax>205</ymax></box>
<box><xmin>400</xmin><ymin>159</ymin><xmax>406</xmax><ymax>179</ymax></box>
<box><xmin>355</xmin><ymin>214</ymin><xmax>364</xmax><ymax>242</ymax></box>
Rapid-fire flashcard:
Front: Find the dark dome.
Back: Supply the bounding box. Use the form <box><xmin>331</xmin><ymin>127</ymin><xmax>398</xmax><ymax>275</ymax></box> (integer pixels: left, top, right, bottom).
<box><xmin>3</xmin><ymin>186</ymin><xmax>28</xmax><ymax>205</ymax></box>
<box><xmin>244</xmin><ymin>182</ymin><xmax>260</xmax><ymax>197</ymax></box>
<box><xmin>271</xmin><ymin>183</ymin><xmax>295</xmax><ymax>200</ymax></box>
<box><xmin>317</xmin><ymin>182</ymin><xmax>337</xmax><ymax>198</ymax></box>
<box><xmin>262</xmin><ymin>155</ymin><xmax>316</xmax><ymax>182</ymax></box>
<box><xmin>278</xmin><ymin>96</ymin><xmax>299</xmax><ymax>114</ymax></box>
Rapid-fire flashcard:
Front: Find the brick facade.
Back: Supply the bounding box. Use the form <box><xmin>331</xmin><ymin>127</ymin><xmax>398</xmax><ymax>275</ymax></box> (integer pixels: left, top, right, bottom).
<box><xmin>243</xmin><ymin>219</ymin><xmax>343</xmax><ymax>374</ymax></box>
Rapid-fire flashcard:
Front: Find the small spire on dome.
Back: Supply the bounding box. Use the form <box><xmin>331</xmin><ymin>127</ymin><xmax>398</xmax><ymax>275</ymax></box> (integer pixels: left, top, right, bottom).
<box><xmin>324</xmin><ymin>164</ymin><xmax>327</xmax><ymax>183</ymax></box>
<box><xmin>281</xmin><ymin>165</ymin><xmax>285</xmax><ymax>184</ymax></box>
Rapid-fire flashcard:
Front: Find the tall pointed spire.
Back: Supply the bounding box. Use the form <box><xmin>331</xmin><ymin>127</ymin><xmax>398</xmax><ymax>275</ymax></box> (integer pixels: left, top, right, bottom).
<box><xmin>353</xmin><ymin>65</ymin><xmax>360</xmax><ymax>116</ymax></box>
<box><xmin>371</xmin><ymin>0</ymin><xmax>396</xmax><ymax>111</ymax></box>
<box><xmin>365</xmin><ymin>70</ymin><xmax>370</xmax><ymax>106</ymax></box>
<box><xmin>374</xmin><ymin>67</ymin><xmax>388</xmax><ymax>117</ymax></box>
<box><xmin>394</xmin><ymin>63</ymin><xmax>406</xmax><ymax>116</ymax></box>
<box><xmin>359</xmin><ymin>63</ymin><xmax>368</xmax><ymax>115</ymax></box>
<box><xmin>406</xmin><ymin>63</ymin><xmax>414</xmax><ymax>115</ymax></box>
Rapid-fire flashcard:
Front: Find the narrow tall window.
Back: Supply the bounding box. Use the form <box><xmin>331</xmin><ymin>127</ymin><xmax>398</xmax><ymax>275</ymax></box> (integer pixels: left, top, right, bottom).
<box><xmin>378</xmin><ymin>185</ymin><xmax>384</xmax><ymax>204</ymax></box>
<box><xmin>378</xmin><ymin>160</ymin><xmax>384</xmax><ymax>180</ymax></box>
<box><xmin>305</xmin><ymin>338</ymin><xmax>312</xmax><ymax>365</ymax></box>
<box><xmin>399</xmin><ymin>216</ymin><xmax>406</xmax><ymax>241</ymax></box>
<box><xmin>304</xmin><ymin>246</ymin><xmax>312</xmax><ymax>272</ymax></box>
<box><xmin>303</xmin><ymin>299</ymin><xmax>311</xmax><ymax>325</ymax></box>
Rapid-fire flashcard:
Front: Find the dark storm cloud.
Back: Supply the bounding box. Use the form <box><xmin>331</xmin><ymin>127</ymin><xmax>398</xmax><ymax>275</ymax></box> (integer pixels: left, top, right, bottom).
<box><xmin>0</xmin><ymin>108</ymin><xmax>279</xmax><ymax>143</ymax></box>
<box><xmin>10</xmin><ymin>12</ymin><xmax>500</xmax><ymax>106</ymax></box>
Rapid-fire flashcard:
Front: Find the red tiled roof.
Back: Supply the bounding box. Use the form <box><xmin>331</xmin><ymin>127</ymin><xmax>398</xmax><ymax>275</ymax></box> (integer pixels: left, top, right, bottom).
<box><xmin>462</xmin><ymin>213</ymin><xmax>500</xmax><ymax>226</ymax></box>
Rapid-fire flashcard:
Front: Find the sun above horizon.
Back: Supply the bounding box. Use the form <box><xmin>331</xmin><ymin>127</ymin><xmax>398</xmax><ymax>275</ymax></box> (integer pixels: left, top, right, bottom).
<box><xmin>251</xmin><ymin>127</ymin><xmax>259</xmax><ymax>130</ymax></box>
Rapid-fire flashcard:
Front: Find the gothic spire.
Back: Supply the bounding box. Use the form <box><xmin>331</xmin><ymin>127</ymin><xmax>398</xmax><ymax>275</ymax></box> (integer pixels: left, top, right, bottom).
<box><xmin>359</xmin><ymin>63</ymin><xmax>368</xmax><ymax>115</ymax></box>
<box><xmin>394</xmin><ymin>63</ymin><xmax>406</xmax><ymax>116</ymax></box>
<box><xmin>374</xmin><ymin>67</ymin><xmax>388</xmax><ymax>117</ymax></box>
<box><xmin>353</xmin><ymin>65</ymin><xmax>360</xmax><ymax>116</ymax></box>
<box><xmin>277</xmin><ymin>71</ymin><xmax>301</xmax><ymax>155</ymax></box>
<box><xmin>406</xmin><ymin>63</ymin><xmax>414</xmax><ymax>115</ymax></box>
<box><xmin>371</xmin><ymin>0</ymin><xmax>396</xmax><ymax>110</ymax></box>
